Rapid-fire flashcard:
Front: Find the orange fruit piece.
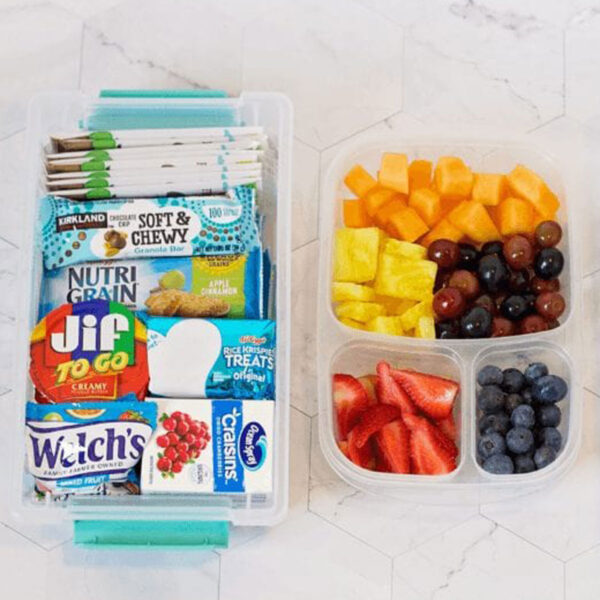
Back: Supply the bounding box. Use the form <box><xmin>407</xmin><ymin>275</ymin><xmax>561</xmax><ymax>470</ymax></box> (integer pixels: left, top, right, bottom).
<box><xmin>343</xmin><ymin>199</ymin><xmax>371</xmax><ymax>227</ymax></box>
<box><xmin>374</xmin><ymin>197</ymin><xmax>407</xmax><ymax>229</ymax></box>
<box><xmin>434</xmin><ymin>157</ymin><xmax>474</xmax><ymax>198</ymax></box>
<box><xmin>378</xmin><ymin>153</ymin><xmax>409</xmax><ymax>194</ymax></box>
<box><xmin>363</xmin><ymin>187</ymin><xmax>398</xmax><ymax>217</ymax></box>
<box><xmin>447</xmin><ymin>200</ymin><xmax>500</xmax><ymax>243</ymax></box>
<box><xmin>345</xmin><ymin>164</ymin><xmax>377</xmax><ymax>197</ymax></box>
<box><xmin>497</xmin><ymin>197</ymin><xmax>534</xmax><ymax>236</ymax></box>
<box><xmin>408</xmin><ymin>160</ymin><xmax>432</xmax><ymax>191</ymax></box>
<box><xmin>506</xmin><ymin>164</ymin><xmax>560</xmax><ymax>218</ymax></box>
<box><xmin>388</xmin><ymin>206</ymin><xmax>429</xmax><ymax>242</ymax></box>
<box><xmin>472</xmin><ymin>173</ymin><xmax>505</xmax><ymax>206</ymax></box>
<box><xmin>421</xmin><ymin>218</ymin><xmax>463</xmax><ymax>247</ymax></box>
<box><xmin>408</xmin><ymin>188</ymin><xmax>442</xmax><ymax>227</ymax></box>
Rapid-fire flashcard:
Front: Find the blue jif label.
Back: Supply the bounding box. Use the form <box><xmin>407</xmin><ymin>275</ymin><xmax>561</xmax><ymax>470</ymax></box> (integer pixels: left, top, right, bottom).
<box><xmin>212</xmin><ymin>400</ymin><xmax>244</xmax><ymax>492</ymax></box>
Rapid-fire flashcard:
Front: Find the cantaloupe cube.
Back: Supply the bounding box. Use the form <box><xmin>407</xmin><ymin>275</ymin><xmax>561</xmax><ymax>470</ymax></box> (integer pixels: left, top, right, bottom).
<box><xmin>378</xmin><ymin>153</ymin><xmax>409</xmax><ymax>194</ymax></box>
<box><xmin>374</xmin><ymin>254</ymin><xmax>437</xmax><ymax>301</ymax></box>
<box><xmin>344</xmin><ymin>164</ymin><xmax>377</xmax><ymax>197</ymax></box>
<box><xmin>388</xmin><ymin>206</ymin><xmax>429</xmax><ymax>242</ymax></box>
<box><xmin>448</xmin><ymin>200</ymin><xmax>500</xmax><ymax>243</ymax></box>
<box><xmin>332</xmin><ymin>282</ymin><xmax>376</xmax><ymax>302</ymax></box>
<box><xmin>335</xmin><ymin>301</ymin><xmax>385</xmax><ymax>323</ymax></box>
<box><xmin>334</xmin><ymin>227</ymin><xmax>382</xmax><ymax>283</ymax></box>
<box><xmin>399</xmin><ymin>300</ymin><xmax>433</xmax><ymax>331</ymax></box>
<box><xmin>343</xmin><ymin>199</ymin><xmax>371</xmax><ymax>227</ymax></box>
<box><xmin>363</xmin><ymin>187</ymin><xmax>398</xmax><ymax>217</ymax></box>
<box><xmin>421</xmin><ymin>218</ymin><xmax>463</xmax><ymax>247</ymax></box>
<box><xmin>498</xmin><ymin>197</ymin><xmax>534</xmax><ymax>236</ymax></box>
<box><xmin>374</xmin><ymin>198</ymin><xmax>407</xmax><ymax>229</ymax></box>
<box><xmin>439</xmin><ymin>195</ymin><xmax>464</xmax><ymax>219</ymax></box>
<box><xmin>409</xmin><ymin>188</ymin><xmax>442</xmax><ymax>227</ymax></box>
<box><xmin>472</xmin><ymin>173</ymin><xmax>505</xmax><ymax>206</ymax></box>
<box><xmin>416</xmin><ymin>316</ymin><xmax>435</xmax><ymax>339</ymax></box>
<box><xmin>408</xmin><ymin>159</ymin><xmax>432</xmax><ymax>191</ymax></box>
<box><xmin>434</xmin><ymin>156</ymin><xmax>474</xmax><ymax>197</ymax></box>
<box><xmin>383</xmin><ymin>239</ymin><xmax>427</xmax><ymax>260</ymax></box>
<box><xmin>374</xmin><ymin>296</ymin><xmax>417</xmax><ymax>315</ymax></box>
<box><xmin>339</xmin><ymin>317</ymin><xmax>366</xmax><ymax>331</ymax></box>
<box><xmin>365</xmin><ymin>316</ymin><xmax>405</xmax><ymax>336</ymax></box>
<box><xmin>506</xmin><ymin>164</ymin><xmax>560</xmax><ymax>218</ymax></box>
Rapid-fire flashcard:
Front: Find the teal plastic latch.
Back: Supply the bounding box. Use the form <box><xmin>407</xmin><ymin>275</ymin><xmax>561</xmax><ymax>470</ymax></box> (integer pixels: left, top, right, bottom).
<box><xmin>99</xmin><ymin>89</ymin><xmax>227</xmax><ymax>98</ymax></box>
<box><xmin>74</xmin><ymin>520</ymin><xmax>229</xmax><ymax>549</ymax></box>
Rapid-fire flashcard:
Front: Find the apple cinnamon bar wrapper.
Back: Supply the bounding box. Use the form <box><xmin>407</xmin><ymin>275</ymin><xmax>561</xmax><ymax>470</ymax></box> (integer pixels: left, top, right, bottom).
<box><xmin>40</xmin><ymin>186</ymin><xmax>261</xmax><ymax>270</ymax></box>
<box><xmin>25</xmin><ymin>399</ymin><xmax>157</xmax><ymax>496</ymax></box>
<box><xmin>40</xmin><ymin>251</ymin><xmax>264</xmax><ymax>319</ymax></box>
<box><xmin>142</xmin><ymin>315</ymin><xmax>275</xmax><ymax>400</ymax></box>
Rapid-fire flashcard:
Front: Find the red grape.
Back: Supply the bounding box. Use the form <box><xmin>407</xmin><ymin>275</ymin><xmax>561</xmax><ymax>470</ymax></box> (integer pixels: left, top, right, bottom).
<box><xmin>448</xmin><ymin>269</ymin><xmax>480</xmax><ymax>299</ymax></box>
<box><xmin>535</xmin><ymin>291</ymin><xmax>566</xmax><ymax>320</ymax></box>
<box><xmin>491</xmin><ymin>317</ymin><xmax>516</xmax><ymax>337</ymax></box>
<box><xmin>503</xmin><ymin>235</ymin><xmax>534</xmax><ymax>269</ymax></box>
<box><xmin>531</xmin><ymin>276</ymin><xmax>560</xmax><ymax>295</ymax></box>
<box><xmin>535</xmin><ymin>220</ymin><xmax>562</xmax><ymax>248</ymax></box>
<box><xmin>520</xmin><ymin>315</ymin><xmax>549</xmax><ymax>334</ymax></box>
<box><xmin>428</xmin><ymin>239</ymin><xmax>460</xmax><ymax>269</ymax></box>
<box><xmin>433</xmin><ymin>287</ymin><xmax>466</xmax><ymax>319</ymax></box>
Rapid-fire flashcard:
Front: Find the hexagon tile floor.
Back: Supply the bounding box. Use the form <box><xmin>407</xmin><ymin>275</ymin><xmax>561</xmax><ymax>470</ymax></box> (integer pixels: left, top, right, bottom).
<box><xmin>2</xmin><ymin>1</ymin><xmax>600</xmax><ymax>598</ymax></box>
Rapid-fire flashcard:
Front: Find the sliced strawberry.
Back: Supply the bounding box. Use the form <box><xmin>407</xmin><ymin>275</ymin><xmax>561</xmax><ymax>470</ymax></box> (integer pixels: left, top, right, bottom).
<box><xmin>358</xmin><ymin>374</ymin><xmax>378</xmax><ymax>405</ymax></box>
<box><xmin>351</xmin><ymin>404</ymin><xmax>401</xmax><ymax>448</ymax></box>
<box><xmin>333</xmin><ymin>374</ymin><xmax>369</xmax><ymax>440</ymax></box>
<box><xmin>405</xmin><ymin>414</ymin><xmax>457</xmax><ymax>475</ymax></box>
<box><xmin>376</xmin><ymin>361</ymin><xmax>416</xmax><ymax>415</ymax></box>
<box><xmin>437</xmin><ymin>413</ymin><xmax>457</xmax><ymax>442</ymax></box>
<box><xmin>338</xmin><ymin>440</ymin><xmax>349</xmax><ymax>459</ymax></box>
<box><xmin>347</xmin><ymin>428</ymin><xmax>376</xmax><ymax>470</ymax></box>
<box><xmin>391</xmin><ymin>369</ymin><xmax>459</xmax><ymax>420</ymax></box>
<box><xmin>374</xmin><ymin>419</ymin><xmax>411</xmax><ymax>474</ymax></box>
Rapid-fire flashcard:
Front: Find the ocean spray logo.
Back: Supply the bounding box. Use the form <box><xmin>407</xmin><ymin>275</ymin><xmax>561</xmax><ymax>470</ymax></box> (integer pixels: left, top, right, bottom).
<box><xmin>239</xmin><ymin>422</ymin><xmax>267</xmax><ymax>471</ymax></box>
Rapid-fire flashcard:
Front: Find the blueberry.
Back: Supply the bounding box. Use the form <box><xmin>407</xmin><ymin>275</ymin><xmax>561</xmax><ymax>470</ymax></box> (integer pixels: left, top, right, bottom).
<box><xmin>477</xmin><ymin>365</ymin><xmax>504</xmax><ymax>387</ymax></box>
<box><xmin>502</xmin><ymin>368</ymin><xmax>526</xmax><ymax>393</ymax></box>
<box><xmin>535</xmin><ymin>405</ymin><xmax>562</xmax><ymax>428</ymax></box>
<box><xmin>478</xmin><ymin>254</ymin><xmax>509</xmax><ymax>293</ymax></box>
<box><xmin>532</xmin><ymin>375</ymin><xmax>568</xmax><ymax>404</ymax></box>
<box><xmin>506</xmin><ymin>426</ymin><xmax>535</xmax><ymax>454</ymax></box>
<box><xmin>481</xmin><ymin>241</ymin><xmax>504</xmax><ymax>256</ymax></box>
<box><xmin>461</xmin><ymin>306</ymin><xmax>493</xmax><ymax>338</ymax></box>
<box><xmin>505</xmin><ymin>393</ymin><xmax>523</xmax><ymax>414</ymax></box>
<box><xmin>436</xmin><ymin>320</ymin><xmax>460</xmax><ymax>339</ymax></box>
<box><xmin>479</xmin><ymin>413</ymin><xmax>511</xmax><ymax>436</ymax></box>
<box><xmin>524</xmin><ymin>362</ymin><xmax>549</xmax><ymax>385</ymax></box>
<box><xmin>500</xmin><ymin>295</ymin><xmax>529</xmax><ymax>321</ymax></box>
<box><xmin>522</xmin><ymin>388</ymin><xmax>533</xmax><ymax>405</ymax></box>
<box><xmin>534</xmin><ymin>248</ymin><xmax>564</xmax><ymax>280</ymax></box>
<box><xmin>458</xmin><ymin>243</ymin><xmax>480</xmax><ymax>271</ymax></box>
<box><xmin>477</xmin><ymin>432</ymin><xmax>507</xmax><ymax>460</ymax></box>
<box><xmin>477</xmin><ymin>385</ymin><xmax>505</xmax><ymax>413</ymax></box>
<box><xmin>514</xmin><ymin>454</ymin><xmax>536</xmax><ymax>473</ymax></box>
<box><xmin>538</xmin><ymin>427</ymin><xmax>562</xmax><ymax>452</ymax></box>
<box><xmin>482</xmin><ymin>454</ymin><xmax>514</xmax><ymax>474</ymax></box>
<box><xmin>511</xmin><ymin>404</ymin><xmax>535</xmax><ymax>428</ymax></box>
<box><xmin>534</xmin><ymin>445</ymin><xmax>557</xmax><ymax>470</ymax></box>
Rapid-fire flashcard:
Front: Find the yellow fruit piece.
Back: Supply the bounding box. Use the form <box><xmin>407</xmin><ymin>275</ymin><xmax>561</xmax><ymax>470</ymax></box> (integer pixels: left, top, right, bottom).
<box><xmin>506</xmin><ymin>164</ymin><xmax>560</xmax><ymax>218</ymax></box>
<box><xmin>343</xmin><ymin>199</ymin><xmax>371</xmax><ymax>227</ymax></box>
<box><xmin>374</xmin><ymin>254</ymin><xmax>437</xmax><ymax>301</ymax></box>
<box><xmin>363</xmin><ymin>187</ymin><xmax>398</xmax><ymax>217</ymax></box>
<box><xmin>472</xmin><ymin>173</ymin><xmax>505</xmax><ymax>206</ymax></box>
<box><xmin>388</xmin><ymin>206</ymin><xmax>430</xmax><ymax>242</ymax></box>
<box><xmin>434</xmin><ymin>156</ymin><xmax>474</xmax><ymax>197</ymax></box>
<box><xmin>408</xmin><ymin>159</ymin><xmax>432</xmax><ymax>191</ymax></box>
<box><xmin>335</xmin><ymin>301</ymin><xmax>385</xmax><ymax>323</ymax></box>
<box><xmin>333</xmin><ymin>227</ymin><xmax>382</xmax><ymax>283</ymax></box>
<box><xmin>344</xmin><ymin>164</ymin><xmax>377</xmax><ymax>197</ymax></box>
<box><xmin>416</xmin><ymin>316</ymin><xmax>435</xmax><ymax>339</ymax></box>
<box><xmin>332</xmin><ymin>282</ymin><xmax>376</xmax><ymax>302</ymax></box>
<box><xmin>375</xmin><ymin>296</ymin><xmax>417</xmax><ymax>315</ymax></box>
<box><xmin>399</xmin><ymin>300</ymin><xmax>434</xmax><ymax>331</ymax></box>
<box><xmin>383</xmin><ymin>238</ymin><xmax>427</xmax><ymax>260</ymax></box>
<box><xmin>365</xmin><ymin>316</ymin><xmax>405</xmax><ymax>336</ymax></box>
<box><xmin>339</xmin><ymin>317</ymin><xmax>366</xmax><ymax>331</ymax></box>
<box><xmin>421</xmin><ymin>218</ymin><xmax>463</xmax><ymax>247</ymax></box>
<box><xmin>378</xmin><ymin>153</ymin><xmax>409</xmax><ymax>194</ymax></box>
<box><xmin>498</xmin><ymin>197</ymin><xmax>534</xmax><ymax>236</ymax></box>
<box><xmin>409</xmin><ymin>188</ymin><xmax>442</xmax><ymax>227</ymax></box>
<box><xmin>448</xmin><ymin>200</ymin><xmax>500</xmax><ymax>243</ymax></box>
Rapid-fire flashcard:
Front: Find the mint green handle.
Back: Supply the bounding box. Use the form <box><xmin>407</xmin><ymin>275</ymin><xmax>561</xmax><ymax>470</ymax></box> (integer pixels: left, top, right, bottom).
<box><xmin>99</xmin><ymin>89</ymin><xmax>227</xmax><ymax>98</ymax></box>
<box><xmin>74</xmin><ymin>520</ymin><xmax>229</xmax><ymax>549</ymax></box>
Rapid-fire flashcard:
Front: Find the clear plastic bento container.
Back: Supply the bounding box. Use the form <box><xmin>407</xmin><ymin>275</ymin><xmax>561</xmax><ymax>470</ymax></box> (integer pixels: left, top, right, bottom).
<box><xmin>9</xmin><ymin>91</ymin><xmax>292</xmax><ymax>547</ymax></box>
<box><xmin>317</xmin><ymin>134</ymin><xmax>583</xmax><ymax>505</ymax></box>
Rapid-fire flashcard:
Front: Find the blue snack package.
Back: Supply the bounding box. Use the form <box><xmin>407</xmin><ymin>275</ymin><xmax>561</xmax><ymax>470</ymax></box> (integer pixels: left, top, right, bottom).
<box><xmin>39</xmin><ymin>186</ymin><xmax>260</xmax><ymax>270</ymax></box>
<box><xmin>25</xmin><ymin>399</ymin><xmax>157</xmax><ymax>495</ymax></box>
<box><xmin>40</xmin><ymin>249</ymin><xmax>263</xmax><ymax>319</ymax></box>
<box><xmin>142</xmin><ymin>315</ymin><xmax>275</xmax><ymax>400</ymax></box>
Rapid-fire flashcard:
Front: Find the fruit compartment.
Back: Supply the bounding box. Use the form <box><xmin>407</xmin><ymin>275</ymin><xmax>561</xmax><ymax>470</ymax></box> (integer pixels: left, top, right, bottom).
<box><xmin>321</xmin><ymin>136</ymin><xmax>574</xmax><ymax>344</ymax></box>
<box><xmin>471</xmin><ymin>341</ymin><xmax>579</xmax><ymax>481</ymax></box>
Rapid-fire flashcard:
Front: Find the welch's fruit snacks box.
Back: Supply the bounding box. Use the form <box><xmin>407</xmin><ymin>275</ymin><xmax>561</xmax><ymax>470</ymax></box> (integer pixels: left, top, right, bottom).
<box><xmin>141</xmin><ymin>399</ymin><xmax>273</xmax><ymax>494</ymax></box>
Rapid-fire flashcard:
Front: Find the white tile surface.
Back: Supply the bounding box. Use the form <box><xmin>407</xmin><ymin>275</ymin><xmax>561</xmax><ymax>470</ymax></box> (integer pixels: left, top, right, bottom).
<box><xmin>566</xmin><ymin>544</ymin><xmax>600</xmax><ymax>600</ymax></box>
<box><xmin>292</xmin><ymin>138</ymin><xmax>320</xmax><ymax>249</ymax></box>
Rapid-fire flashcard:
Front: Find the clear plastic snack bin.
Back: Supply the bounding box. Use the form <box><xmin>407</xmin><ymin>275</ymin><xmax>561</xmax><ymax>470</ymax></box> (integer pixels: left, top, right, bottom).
<box><xmin>318</xmin><ymin>135</ymin><xmax>583</xmax><ymax>505</ymax></box>
<box><xmin>9</xmin><ymin>92</ymin><xmax>292</xmax><ymax>547</ymax></box>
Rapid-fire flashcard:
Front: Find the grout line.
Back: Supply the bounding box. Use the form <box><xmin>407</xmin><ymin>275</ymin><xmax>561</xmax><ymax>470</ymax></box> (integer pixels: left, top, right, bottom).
<box><xmin>291</xmin><ymin>237</ymin><xmax>319</xmax><ymax>256</ymax></box>
<box><xmin>0</xmin><ymin>521</ymin><xmax>51</xmax><ymax>553</ymax></box>
<box><xmin>306</xmin><ymin>414</ymin><xmax>314</xmax><ymax>510</ymax></box>
<box><xmin>0</xmin><ymin>235</ymin><xmax>18</xmax><ymax>249</ymax></box>
<box><xmin>0</xmin><ymin>128</ymin><xmax>25</xmax><ymax>144</ymax></box>
<box><xmin>583</xmin><ymin>386</ymin><xmax>600</xmax><ymax>399</ymax></box>
<box><xmin>289</xmin><ymin>403</ymin><xmax>314</xmax><ymax>419</ymax></box>
<box><xmin>583</xmin><ymin>266</ymin><xmax>600</xmax><ymax>280</ymax></box>
<box><xmin>564</xmin><ymin>540</ymin><xmax>600</xmax><ymax>564</ymax></box>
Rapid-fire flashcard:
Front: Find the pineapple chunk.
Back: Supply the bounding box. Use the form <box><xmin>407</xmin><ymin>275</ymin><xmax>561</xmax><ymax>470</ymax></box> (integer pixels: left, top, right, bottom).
<box><xmin>332</xmin><ymin>282</ymin><xmax>376</xmax><ymax>302</ymax></box>
<box><xmin>335</xmin><ymin>301</ymin><xmax>385</xmax><ymax>323</ymax></box>
<box><xmin>382</xmin><ymin>239</ymin><xmax>427</xmax><ymax>260</ymax></box>
<box><xmin>374</xmin><ymin>296</ymin><xmax>416</xmax><ymax>316</ymax></box>
<box><xmin>416</xmin><ymin>316</ymin><xmax>435</xmax><ymax>339</ymax></box>
<box><xmin>339</xmin><ymin>317</ymin><xmax>366</xmax><ymax>331</ymax></box>
<box><xmin>374</xmin><ymin>253</ymin><xmax>437</xmax><ymax>301</ymax></box>
<box><xmin>399</xmin><ymin>300</ymin><xmax>434</xmax><ymax>331</ymax></box>
<box><xmin>333</xmin><ymin>227</ymin><xmax>382</xmax><ymax>283</ymax></box>
<box><xmin>365</xmin><ymin>316</ymin><xmax>405</xmax><ymax>336</ymax></box>
<box><xmin>378</xmin><ymin>153</ymin><xmax>409</xmax><ymax>194</ymax></box>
